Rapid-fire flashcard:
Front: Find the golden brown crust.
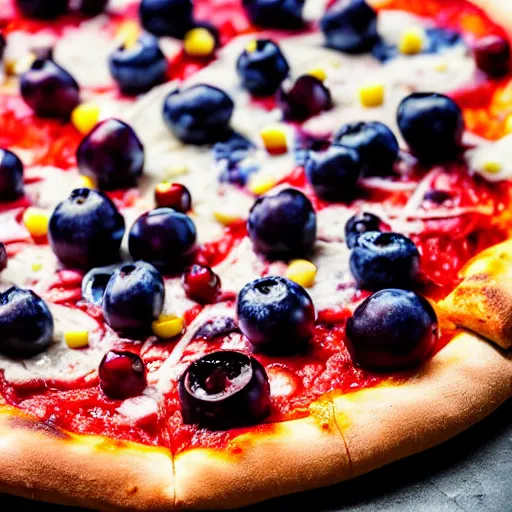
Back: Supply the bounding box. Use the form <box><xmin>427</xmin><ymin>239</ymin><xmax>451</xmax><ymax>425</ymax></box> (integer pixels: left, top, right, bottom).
<box><xmin>0</xmin><ymin>407</ymin><xmax>175</xmax><ymax>512</ymax></box>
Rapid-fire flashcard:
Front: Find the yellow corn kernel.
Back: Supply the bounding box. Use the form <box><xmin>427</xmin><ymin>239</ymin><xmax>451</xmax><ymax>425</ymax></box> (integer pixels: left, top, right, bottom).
<box><xmin>78</xmin><ymin>175</ymin><xmax>97</xmax><ymax>189</ymax></box>
<box><xmin>213</xmin><ymin>207</ymin><xmax>242</xmax><ymax>226</ymax></box>
<box><xmin>31</xmin><ymin>262</ymin><xmax>43</xmax><ymax>272</ymax></box>
<box><xmin>505</xmin><ymin>114</ymin><xmax>512</xmax><ymax>134</ymax></box>
<box><xmin>482</xmin><ymin>161</ymin><xmax>502</xmax><ymax>174</ymax></box>
<box><xmin>64</xmin><ymin>330</ymin><xmax>89</xmax><ymax>349</ymax></box>
<box><xmin>307</xmin><ymin>67</ymin><xmax>327</xmax><ymax>82</ymax></box>
<box><xmin>23</xmin><ymin>208</ymin><xmax>49</xmax><ymax>238</ymax></box>
<box><xmin>358</xmin><ymin>82</ymin><xmax>385</xmax><ymax>108</ymax></box>
<box><xmin>152</xmin><ymin>315</ymin><xmax>184</xmax><ymax>339</ymax></box>
<box><xmin>116</xmin><ymin>20</ymin><xmax>141</xmax><ymax>49</ymax></box>
<box><xmin>286</xmin><ymin>259</ymin><xmax>317</xmax><ymax>288</ymax></box>
<box><xmin>245</xmin><ymin>40</ymin><xmax>258</xmax><ymax>53</ymax></box>
<box><xmin>398</xmin><ymin>27</ymin><xmax>425</xmax><ymax>55</ymax></box>
<box><xmin>248</xmin><ymin>175</ymin><xmax>277</xmax><ymax>196</ymax></box>
<box><xmin>184</xmin><ymin>28</ymin><xmax>216</xmax><ymax>58</ymax></box>
<box><xmin>71</xmin><ymin>103</ymin><xmax>100</xmax><ymax>135</ymax></box>
<box><xmin>260</xmin><ymin>124</ymin><xmax>288</xmax><ymax>155</ymax></box>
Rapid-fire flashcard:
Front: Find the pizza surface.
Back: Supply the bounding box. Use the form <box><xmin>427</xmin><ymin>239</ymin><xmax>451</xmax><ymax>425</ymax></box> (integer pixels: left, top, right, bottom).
<box><xmin>0</xmin><ymin>0</ymin><xmax>511</xmax><ymax>510</ymax></box>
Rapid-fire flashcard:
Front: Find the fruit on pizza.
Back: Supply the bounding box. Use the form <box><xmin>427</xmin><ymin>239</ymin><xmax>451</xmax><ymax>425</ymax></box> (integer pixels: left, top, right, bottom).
<box><xmin>344</xmin><ymin>212</ymin><xmax>384</xmax><ymax>249</ymax></box>
<box><xmin>163</xmin><ymin>84</ymin><xmax>235</xmax><ymax>145</ymax></box>
<box><xmin>154</xmin><ymin>182</ymin><xmax>192</xmax><ymax>212</ymax></box>
<box><xmin>76</xmin><ymin>119</ymin><xmax>145</xmax><ymax>190</ymax></box>
<box><xmin>178</xmin><ymin>350</ymin><xmax>271</xmax><ymax>428</ymax></box>
<box><xmin>242</xmin><ymin>0</ymin><xmax>305</xmax><ymax>29</ymax></box>
<box><xmin>214</xmin><ymin>133</ymin><xmax>256</xmax><ymax>185</ymax></box>
<box><xmin>81</xmin><ymin>264</ymin><xmax>123</xmax><ymax>306</ymax></box>
<box><xmin>0</xmin><ymin>243</ymin><xmax>7</xmax><ymax>273</ymax></box>
<box><xmin>14</xmin><ymin>0</ymin><xmax>68</xmax><ymax>19</ymax></box>
<box><xmin>0</xmin><ymin>288</ymin><xmax>54</xmax><ymax>358</ymax></box>
<box><xmin>237</xmin><ymin>276</ymin><xmax>315</xmax><ymax>354</ymax></box>
<box><xmin>48</xmin><ymin>188</ymin><xmax>125</xmax><ymax>270</ymax></box>
<box><xmin>0</xmin><ymin>149</ymin><xmax>24</xmax><ymax>201</ymax></box>
<box><xmin>346</xmin><ymin>289</ymin><xmax>438</xmax><ymax>369</ymax></box>
<box><xmin>473</xmin><ymin>35</ymin><xmax>511</xmax><ymax>77</ymax></box>
<box><xmin>139</xmin><ymin>0</ymin><xmax>194</xmax><ymax>39</ymax></box>
<box><xmin>102</xmin><ymin>261</ymin><xmax>165</xmax><ymax>333</ymax></box>
<box><xmin>193</xmin><ymin>316</ymin><xmax>239</xmax><ymax>341</ymax></box>
<box><xmin>182</xmin><ymin>264</ymin><xmax>221</xmax><ymax>304</ymax></box>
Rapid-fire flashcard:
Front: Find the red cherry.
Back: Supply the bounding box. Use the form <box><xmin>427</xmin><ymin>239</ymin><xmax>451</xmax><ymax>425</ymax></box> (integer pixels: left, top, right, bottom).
<box><xmin>99</xmin><ymin>350</ymin><xmax>147</xmax><ymax>399</ymax></box>
<box><xmin>182</xmin><ymin>264</ymin><xmax>221</xmax><ymax>304</ymax></box>
<box><xmin>154</xmin><ymin>182</ymin><xmax>192</xmax><ymax>212</ymax></box>
<box><xmin>474</xmin><ymin>35</ymin><xmax>511</xmax><ymax>76</ymax></box>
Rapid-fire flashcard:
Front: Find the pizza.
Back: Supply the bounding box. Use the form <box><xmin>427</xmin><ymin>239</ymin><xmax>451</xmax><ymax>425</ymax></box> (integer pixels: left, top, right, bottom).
<box><xmin>0</xmin><ymin>0</ymin><xmax>511</xmax><ymax>510</ymax></box>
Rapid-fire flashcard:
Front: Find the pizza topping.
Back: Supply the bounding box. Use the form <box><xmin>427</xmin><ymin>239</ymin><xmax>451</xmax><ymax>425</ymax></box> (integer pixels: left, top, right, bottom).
<box><xmin>0</xmin><ymin>149</ymin><xmax>24</xmax><ymax>201</ymax></box>
<box><xmin>183</xmin><ymin>27</ymin><xmax>217</xmax><ymax>59</ymax></box>
<box><xmin>346</xmin><ymin>289</ymin><xmax>438</xmax><ymax>369</ymax></box>
<box><xmin>15</xmin><ymin>0</ymin><xmax>68</xmax><ymax>19</ymax></box>
<box><xmin>63</xmin><ymin>329</ymin><xmax>89</xmax><ymax>349</ymax></box>
<box><xmin>108</xmin><ymin>33</ymin><xmax>168</xmax><ymax>96</ymax></box>
<box><xmin>71</xmin><ymin>102</ymin><xmax>101</xmax><ymax>135</ymax></box>
<box><xmin>139</xmin><ymin>0</ymin><xmax>195</xmax><ymax>39</ymax></box>
<box><xmin>397</xmin><ymin>92</ymin><xmax>465</xmax><ymax>164</ymax></box>
<box><xmin>473</xmin><ymin>35</ymin><xmax>511</xmax><ymax>77</ymax></box>
<box><xmin>182</xmin><ymin>264</ymin><xmax>221</xmax><ymax>304</ymax></box>
<box><xmin>178</xmin><ymin>350</ymin><xmax>271</xmax><ymax>428</ymax></box>
<box><xmin>0</xmin><ymin>287</ymin><xmax>54</xmax><ymax>358</ymax></box>
<box><xmin>321</xmin><ymin>0</ymin><xmax>378</xmax><ymax>54</ymax></box>
<box><xmin>305</xmin><ymin>145</ymin><xmax>362</xmax><ymax>201</ymax></box>
<box><xmin>48</xmin><ymin>188</ymin><xmax>125</xmax><ymax>270</ymax></box>
<box><xmin>193</xmin><ymin>316</ymin><xmax>239</xmax><ymax>341</ymax></box>
<box><xmin>163</xmin><ymin>84</ymin><xmax>235</xmax><ymax>145</ymax></box>
<box><xmin>260</xmin><ymin>123</ymin><xmax>289</xmax><ymax>155</ymax></box>
<box><xmin>22</xmin><ymin>207</ymin><xmax>50</xmax><ymax>238</ymax></box>
<box><xmin>20</xmin><ymin>55</ymin><xmax>80</xmax><ymax>119</ymax></box>
<box><xmin>128</xmin><ymin>208</ymin><xmax>197</xmax><ymax>272</ymax></box>
<box><xmin>237</xmin><ymin>276</ymin><xmax>315</xmax><ymax>354</ymax></box>
<box><xmin>248</xmin><ymin>188</ymin><xmax>316</xmax><ymax>259</ymax></box>
<box><xmin>102</xmin><ymin>261</ymin><xmax>165</xmax><ymax>334</ymax></box>
<box><xmin>236</xmin><ymin>39</ymin><xmax>290</xmax><ymax>97</ymax></box>
<box><xmin>358</xmin><ymin>81</ymin><xmax>385</xmax><ymax>108</ymax></box>
<box><xmin>99</xmin><ymin>350</ymin><xmax>147</xmax><ymax>400</ymax></box>
<box><xmin>81</xmin><ymin>263</ymin><xmax>122</xmax><ymax>305</ymax></box>
<box><xmin>285</xmin><ymin>259</ymin><xmax>317</xmax><ymax>288</ymax></box>
<box><xmin>398</xmin><ymin>27</ymin><xmax>425</xmax><ymax>56</ymax></box>
<box><xmin>334</xmin><ymin>121</ymin><xmax>399</xmax><ymax>177</ymax></box>
<box><xmin>344</xmin><ymin>212</ymin><xmax>384</xmax><ymax>249</ymax></box>
<box><xmin>154</xmin><ymin>182</ymin><xmax>192</xmax><ymax>212</ymax></box>
<box><xmin>349</xmin><ymin>231</ymin><xmax>420</xmax><ymax>291</ymax></box>
<box><xmin>76</xmin><ymin>119</ymin><xmax>145</xmax><ymax>190</ymax></box>
<box><xmin>242</xmin><ymin>0</ymin><xmax>305</xmax><ymax>30</ymax></box>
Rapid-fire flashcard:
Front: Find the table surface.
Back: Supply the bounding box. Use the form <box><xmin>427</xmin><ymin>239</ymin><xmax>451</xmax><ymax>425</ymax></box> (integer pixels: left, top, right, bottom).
<box><xmin>2</xmin><ymin>399</ymin><xmax>511</xmax><ymax>512</ymax></box>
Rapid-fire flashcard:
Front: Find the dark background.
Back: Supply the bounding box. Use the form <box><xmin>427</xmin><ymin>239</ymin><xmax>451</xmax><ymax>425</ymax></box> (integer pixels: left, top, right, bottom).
<box><xmin>2</xmin><ymin>399</ymin><xmax>511</xmax><ymax>512</ymax></box>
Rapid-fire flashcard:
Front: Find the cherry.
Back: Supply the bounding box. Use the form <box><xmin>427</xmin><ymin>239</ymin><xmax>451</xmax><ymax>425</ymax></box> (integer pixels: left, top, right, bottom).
<box><xmin>182</xmin><ymin>264</ymin><xmax>221</xmax><ymax>304</ymax></box>
<box><xmin>474</xmin><ymin>35</ymin><xmax>511</xmax><ymax>77</ymax></box>
<box><xmin>99</xmin><ymin>350</ymin><xmax>147</xmax><ymax>400</ymax></box>
<box><xmin>154</xmin><ymin>182</ymin><xmax>192</xmax><ymax>212</ymax></box>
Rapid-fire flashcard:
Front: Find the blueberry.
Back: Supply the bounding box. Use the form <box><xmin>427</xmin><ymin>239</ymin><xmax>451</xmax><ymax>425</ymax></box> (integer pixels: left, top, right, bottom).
<box><xmin>0</xmin><ymin>287</ymin><xmax>53</xmax><ymax>358</ymax></box>
<box><xmin>73</xmin><ymin>0</ymin><xmax>109</xmax><ymax>15</ymax></box>
<box><xmin>321</xmin><ymin>0</ymin><xmax>379</xmax><ymax>54</ymax></box>
<box><xmin>214</xmin><ymin>133</ymin><xmax>258</xmax><ymax>185</ymax></box>
<box><xmin>237</xmin><ymin>39</ymin><xmax>290</xmax><ymax>96</ymax></box>
<box><xmin>99</xmin><ymin>350</ymin><xmax>147</xmax><ymax>399</ymax></box>
<box><xmin>305</xmin><ymin>145</ymin><xmax>362</xmax><ymax>201</ymax></box>
<box><xmin>81</xmin><ymin>263</ymin><xmax>123</xmax><ymax>305</ymax></box>
<box><xmin>346</xmin><ymin>289</ymin><xmax>438</xmax><ymax>369</ymax></box>
<box><xmin>242</xmin><ymin>0</ymin><xmax>305</xmax><ymax>29</ymax></box>
<box><xmin>20</xmin><ymin>57</ymin><xmax>80</xmax><ymax>119</ymax></box>
<box><xmin>49</xmin><ymin>188</ymin><xmax>125</xmax><ymax>270</ymax></box>
<box><xmin>109</xmin><ymin>34</ymin><xmax>168</xmax><ymax>95</ymax></box>
<box><xmin>397</xmin><ymin>92</ymin><xmax>464</xmax><ymax>164</ymax></box>
<box><xmin>163</xmin><ymin>84</ymin><xmax>234</xmax><ymax>145</ymax></box>
<box><xmin>76</xmin><ymin>119</ymin><xmax>144</xmax><ymax>190</ymax></box>
<box><xmin>474</xmin><ymin>35</ymin><xmax>511</xmax><ymax>77</ymax></box>
<box><xmin>193</xmin><ymin>316</ymin><xmax>239</xmax><ymax>341</ymax></box>
<box><xmin>102</xmin><ymin>261</ymin><xmax>164</xmax><ymax>333</ymax></box>
<box><xmin>237</xmin><ymin>276</ymin><xmax>315</xmax><ymax>354</ymax></box>
<box><xmin>0</xmin><ymin>149</ymin><xmax>24</xmax><ymax>201</ymax></box>
<box><xmin>247</xmin><ymin>188</ymin><xmax>317</xmax><ymax>259</ymax></box>
<box><xmin>349</xmin><ymin>231</ymin><xmax>420</xmax><ymax>291</ymax></box>
<box><xmin>344</xmin><ymin>211</ymin><xmax>382</xmax><ymax>248</ymax></box>
<box><xmin>128</xmin><ymin>207</ymin><xmax>197</xmax><ymax>272</ymax></box>
<box><xmin>333</xmin><ymin>121</ymin><xmax>399</xmax><ymax>176</ymax></box>
<box><xmin>0</xmin><ymin>243</ymin><xmax>7</xmax><ymax>272</ymax></box>
<box><xmin>139</xmin><ymin>0</ymin><xmax>194</xmax><ymax>39</ymax></box>
<box><xmin>15</xmin><ymin>0</ymin><xmax>68</xmax><ymax>19</ymax></box>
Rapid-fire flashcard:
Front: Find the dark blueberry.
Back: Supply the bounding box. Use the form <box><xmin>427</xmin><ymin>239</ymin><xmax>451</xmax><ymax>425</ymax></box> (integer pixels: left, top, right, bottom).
<box><xmin>109</xmin><ymin>34</ymin><xmax>168</xmax><ymax>95</ymax></box>
<box><xmin>163</xmin><ymin>84</ymin><xmax>234</xmax><ymax>145</ymax></box>
<box><xmin>321</xmin><ymin>0</ymin><xmax>379</xmax><ymax>54</ymax></box>
<box><xmin>237</xmin><ymin>276</ymin><xmax>315</xmax><ymax>354</ymax></box>
<box><xmin>333</xmin><ymin>121</ymin><xmax>399</xmax><ymax>176</ymax></box>
<box><xmin>237</xmin><ymin>39</ymin><xmax>290</xmax><ymax>96</ymax></box>
<box><xmin>0</xmin><ymin>287</ymin><xmax>53</xmax><ymax>358</ymax></box>
<box><xmin>397</xmin><ymin>93</ymin><xmax>465</xmax><ymax>164</ymax></box>
<box><xmin>474</xmin><ymin>35</ymin><xmax>511</xmax><ymax>77</ymax></box>
<box><xmin>20</xmin><ymin>57</ymin><xmax>80</xmax><ymax>119</ymax></box>
<box><xmin>242</xmin><ymin>0</ymin><xmax>305</xmax><ymax>29</ymax></box>
<box><xmin>76</xmin><ymin>119</ymin><xmax>144</xmax><ymax>190</ymax></box>
<box><xmin>48</xmin><ymin>188</ymin><xmax>125</xmax><ymax>270</ymax></box>
<box><xmin>182</xmin><ymin>264</ymin><xmax>221</xmax><ymax>304</ymax></box>
<box><xmin>344</xmin><ymin>211</ymin><xmax>383</xmax><ymax>249</ymax></box>
<box><xmin>128</xmin><ymin>208</ymin><xmax>197</xmax><ymax>272</ymax></box>
<box><xmin>154</xmin><ymin>182</ymin><xmax>192</xmax><ymax>212</ymax></box>
<box><xmin>102</xmin><ymin>261</ymin><xmax>164</xmax><ymax>333</ymax></box>
<box><xmin>0</xmin><ymin>243</ymin><xmax>7</xmax><ymax>272</ymax></box>
<box><xmin>0</xmin><ymin>33</ymin><xmax>6</xmax><ymax>61</ymax></box>
<box><xmin>193</xmin><ymin>317</ymin><xmax>239</xmax><ymax>341</ymax></box>
<box><xmin>214</xmin><ymin>133</ymin><xmax>258</xmax><ymax>185</ymax></box>
<box><xmin>305</xmin><ymin>145</ymin><xmax>362</xmax><ymax>201</ymax></box>
<box><xmin>346</xmin><ymin>289</ymin><xmax>438</xmax><ymax>370</ymax></box>
<box><xmin>248</xmin><ymin>188</ymin><xmax>317</xmax><ymax>259</ymax></box>
<box><xmin>0</xmin><ymin>149</ymin><xmax>24</xmax><ymax>201</ymax></box>
<box><xmin>294</xmin><ymin>132</ymin><xmax>331</xmax><ymax>167</ymax></box>
<box><xmin>15</xmin><ymin>0</ymin><xmax>68</xmax><ymax>19</ymax></box>
<box><xmin>278</xmin><ymin>75</ymin><xmax>332</xmax><ymax>122</ymax></box>
<box><xmin>179</xmin><ymin>351</ymin><xmax>270</xmax><ymax>429</ymax></box>
<box><xmin>139</xmin><ymin>0</ymin><xmax>194</xmax><ymax>39</ymax></box>
<box><xmin>81</xmin><ymin>263</ymin><xmax>123</xmax><ymax>306</ymax></box>
<box><xmin>349</xmin><ymin>231</ymin><xmax>420</xmax><ymax>291</ymax></box>
<box><xmin>99</xmin><ymin>350</ymin><xmax>147</xmax><ymax>399</ymax></box>
<box><xmin>73</xmin><ymin>0</ymin><xmax>109</xmax><ymax>15</ymax></box>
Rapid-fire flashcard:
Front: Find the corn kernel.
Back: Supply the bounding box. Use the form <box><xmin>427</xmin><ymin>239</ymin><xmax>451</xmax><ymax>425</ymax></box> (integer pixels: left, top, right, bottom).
<box><xmin>64</xmin><ymin>330</ymin><xmax>89</xmax><ymax>349</ymax></box>
<box><xmin>152</xmin><ymin>315</ymin><xmax>184</xmax><ymax>339</ymax></box>
<box><xmin>116</xmin><ymin>20</ymin><xmax>141</xmax><ymax>49</ymax></box>
<box><xmin>398</xmin><ymin>27</ymin><xmax>425</xmax><ymax>55</ymax></box>
<box><xmin>248</xmin><ymin>175</ymin><xmax>277</xmax><ymax>195</ymax></box>
<box><xmin>78</xmin><ymin>175</ymin><xmax>97</xmax><ymax>189</ymax></box>
<box><xmin>260</xmin><ymin>124</ymin><xmax>288</xmax><ymax>155</ymax></box>
<box><xmin>358</xmin><ymin>82</ymin><xmax>385</xmax><ymax>108</ymax></box>
<box><xmin>184</xmin><ymin>28</ymin><xmax>216</xmax><ymax>58</ymax></box>
<box><xmin>307</xmin><ymin>67</ymin><xmax>327</xmax><ymax>82</ymax></box>
<box><xmin>245</xmin><ymin>40</ymin><xmax>258</xmax><ymax>53</ymax></box>
<box><xmin>31</xmin><ymin>262</ymin><xmax>43</xmax><ymax>272</ymax></box>
<box><xmin>213</xmin><ymin>207</ymin><xmax>243</xmax><ymax>226</ymax></box>
<box><xmin>482</xmin><ymin>161</ymin><xmax>502</xmax><ymax>174</ymax></box>
<box><xmin>505</xmin><ymin>114</ymin><xmax>512</xmax><ymax>134</ymax></box>
<box><xmin>23</xmin><ymin>208</ymin><xmax>49</xmax><ymax>238</ymax></box>
<box><xmin>71</xmin><ymin>103</ymin><xmax>100</xmax><ymax>135</ymax></box>
<box><xmin>286</xmin><ymin>259</ymin><xmax>317</xmax><ymax>288</ymax></box>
